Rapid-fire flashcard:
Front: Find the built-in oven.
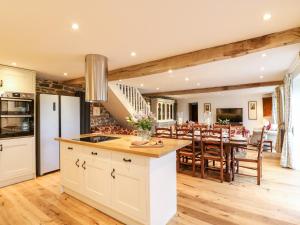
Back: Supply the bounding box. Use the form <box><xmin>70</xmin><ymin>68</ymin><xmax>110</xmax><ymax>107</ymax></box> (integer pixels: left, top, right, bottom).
<box><xmin>0</xmin><ymin>92</ymin><xmax>34</xmax><ymax>138</ymax></box>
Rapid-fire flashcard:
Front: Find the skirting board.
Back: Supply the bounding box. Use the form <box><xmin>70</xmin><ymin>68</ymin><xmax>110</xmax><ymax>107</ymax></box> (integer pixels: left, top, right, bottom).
<box><xmin>0</xmin><ymin>173</ymin><xmax>36</xmax><ymax>188</ymax></box>
<box><xmin>63</xmin><ymin>186</ymin><xmax>145</xmax><ymax>225</ymax></box>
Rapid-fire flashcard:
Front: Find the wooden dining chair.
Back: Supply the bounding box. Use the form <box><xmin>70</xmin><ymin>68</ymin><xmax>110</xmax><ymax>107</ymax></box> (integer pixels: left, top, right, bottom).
<box><xmin>201</xmin><ymin>128</ymin><xmax>226</xmax><ymax>182</ymax></box>
<box><xmin>233</xmin><ymin>126</ymin><xmax>266</xmax><ymax>185</ymax></box>
<box><xmin>155</xmin><ymin>126</ymin><xmax>173</xmax><ymax>138</ymax></box>
<box><xmin>176</xmin><ymin>127</ymin><xmax>201</xmax><ymax>176</ymax></box>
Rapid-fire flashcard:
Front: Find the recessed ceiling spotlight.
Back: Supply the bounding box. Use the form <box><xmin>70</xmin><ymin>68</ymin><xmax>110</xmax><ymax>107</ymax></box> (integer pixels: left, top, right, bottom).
<box><xmin>196</xmin><ymin>82</ymin><xmax>200</xmax><ymax>86</ymax></box>
<box><xmin>259</xmin><ymin>75</ymin><xmax>264</xmax><ymax>79</ymax></box>
<box><xmin>156</xmin><ymin>87</ymin><xmax>160</xmax><ymax>90</ymax></box>
<box><xmin>185</xmin><ymin>77</ymin><xmax>189</xmax><ymax>81</ymax></box>
<box><xmin>140</xmin><ymin>83</ymin><xmax>144</xmax><ymax>87</ymax></box>
<box><xmin>63</xmin><ymin>72</ymin><xmax>68</xmax><ymax>76</ymax></box>
<box><xmin>130</xmin><ymin>52</ymin><xmax>136</xmax><ymax>57</ymax></box>
<box><xmin>261</xmin><ymin>53</ymin><xmax>267</xmax><ymax>58</ymax></box>
<box><xmin>11</xmin><ymin>62</ymin><xmax>17</xmax><ymax>66</ymax></box>
<box><xmin>168</xmin><ymin>69</ymin><xmax>173</xmax><ymax>74</ymax></box>
<box><xmin>263</xmin><ymin>13</ymin><xmax>272</xmax><ymax>21</ymax></box>
<box><xmin>260</xmin><ymin>66</ymin><xmax>265</xmax><ymax>71</ymax></box>
<box><xmin>71</xmin><ymin>23</ymin><xmax>79</xmax><ymax>30</ymax></box>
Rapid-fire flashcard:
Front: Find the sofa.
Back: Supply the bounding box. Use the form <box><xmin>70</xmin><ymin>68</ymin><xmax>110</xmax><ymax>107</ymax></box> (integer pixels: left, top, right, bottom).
<box><xmin>250</xmin><ymin>124</ymin><xmax>278</xmax><ymax>152</ymax></box>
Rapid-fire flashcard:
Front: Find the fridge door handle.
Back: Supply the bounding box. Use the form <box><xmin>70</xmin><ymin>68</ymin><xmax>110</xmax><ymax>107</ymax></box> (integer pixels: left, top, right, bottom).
<box><xmin>53</xmin><ymin>102</ymin><xmax>56</xmax><ymax>111</ymax></box>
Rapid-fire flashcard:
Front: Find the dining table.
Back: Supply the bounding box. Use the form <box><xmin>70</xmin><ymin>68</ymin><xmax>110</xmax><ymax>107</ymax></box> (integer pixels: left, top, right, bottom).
<box><xmin>194</xmin><ymin>134</ymin><xmax>248</xmax><ymax>182</ymax></box>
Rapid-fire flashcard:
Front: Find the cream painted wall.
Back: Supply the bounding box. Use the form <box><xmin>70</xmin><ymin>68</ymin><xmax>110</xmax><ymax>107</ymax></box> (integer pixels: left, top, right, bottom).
<box><xmin>176</xmin><ymin>93</ymin><xmax>264</xmax><ymax>132</ymax></box>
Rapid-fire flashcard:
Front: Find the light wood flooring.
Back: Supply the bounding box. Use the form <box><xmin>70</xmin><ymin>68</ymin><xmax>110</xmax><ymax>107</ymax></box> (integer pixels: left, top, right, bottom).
<box><xmin>0</xmin><ymin>152</ymin><xmax>300</xmax><ymax>225</ymax></box>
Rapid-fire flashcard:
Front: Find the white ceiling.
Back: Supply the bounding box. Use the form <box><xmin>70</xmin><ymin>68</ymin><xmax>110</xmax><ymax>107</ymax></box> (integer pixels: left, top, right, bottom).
<box><xmin>119</xmin><ymin>44</ymin><xmax>300</xmax><ymax>93</ymax></box>
<box><xmin>0</xmin><ymin>0</ymin><xmax>300</xmax><ymax>80</ymax></box>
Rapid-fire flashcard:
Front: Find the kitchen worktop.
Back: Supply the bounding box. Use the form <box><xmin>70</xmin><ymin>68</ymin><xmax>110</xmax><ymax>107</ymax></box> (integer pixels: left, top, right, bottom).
<box><xmin>56</xmin><ymin>133</ymin><xmax>191</xmax><ymax>158</ymax></box>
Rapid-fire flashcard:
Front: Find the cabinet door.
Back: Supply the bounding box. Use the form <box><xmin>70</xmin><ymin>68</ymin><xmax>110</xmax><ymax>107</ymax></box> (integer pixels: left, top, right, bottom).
<box><xmin>0</xmin><ymin>66</ymin><xmax>36</xmax><ymax>93</ymax></box>
<box><xmin>60</xmin><ymin>144</ymin><xmax>82</xmax><ymax>191</ymax></box>
<box><xmin>111</xmin><ymin>153</ymin><xmax>148</xmax><ymax>222</ymax></box>
<box><xmin>82</xmin><ymin>155</ymin><xmax>111</xmax><ymax>206</ymax></box>
<box><xmin>0</xmin><ymin>137</ymin><xmax>35</xmax><ymax>180</ymax></box>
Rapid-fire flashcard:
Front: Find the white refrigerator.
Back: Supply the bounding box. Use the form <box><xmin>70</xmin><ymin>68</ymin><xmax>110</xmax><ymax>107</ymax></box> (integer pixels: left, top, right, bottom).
<box><xmin>38</xmin><ymin>94</ymin><xmax>80</xmax><ymax>175</ymax></box>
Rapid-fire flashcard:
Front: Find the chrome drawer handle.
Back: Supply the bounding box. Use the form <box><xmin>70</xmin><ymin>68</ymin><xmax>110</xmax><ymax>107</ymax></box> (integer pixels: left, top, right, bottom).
<box><xmin>123</xmin><ymin>158</ymin><xmax>131</xmax><ymax>163</ymax></box>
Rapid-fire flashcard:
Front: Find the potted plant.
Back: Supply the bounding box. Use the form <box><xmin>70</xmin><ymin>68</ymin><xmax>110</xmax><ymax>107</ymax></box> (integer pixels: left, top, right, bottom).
<box><xmin>126</xmin><ymin>112</ymin><xmax>156</xmax><ymax>140</ymax></box>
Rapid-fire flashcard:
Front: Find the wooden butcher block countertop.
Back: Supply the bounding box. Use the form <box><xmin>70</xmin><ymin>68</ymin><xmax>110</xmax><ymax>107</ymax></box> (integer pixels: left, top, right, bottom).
<box><xmin>55</xmin><ymin>134</ymin><xmax>191</xmax><ymax>158</ymax></box>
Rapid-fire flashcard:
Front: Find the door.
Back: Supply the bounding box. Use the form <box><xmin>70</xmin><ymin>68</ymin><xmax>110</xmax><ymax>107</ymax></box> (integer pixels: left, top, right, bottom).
<box><xmin>0</xmin><ymin>137</ymin><xmax>34</xmax><ymax>180</ymax></box>
<box><xmin>0</xmin><ymin>65</ymin><xmax>35</xmax><ymax>93</ymax></box>
<box><xmin>189</xmin><ymin>102</ymin><xmax>198</xmax><ymax>122</ymax></box>
<box><xmin>60</xmin><ymin>144</ymin><xmax>82</xmax><ymax>191</ymax></box>
<box><xmin>83</xmin><ymin>155</ymin><xmax>111</xmax><ymax>206</ymax></box>
<box><xmin>60</xmin><ymin>96</ymin><xmax>80</xmax><ymax>138</ymax></box>
<box><xmin>111</xmin><ymin>153</ymin><xmax>147</xmax><ymax>222</ymax></box>
<box><xmin>39</xmin><ymin>94</ymin><xmax>59</xmax><ymax>175</ymax></box>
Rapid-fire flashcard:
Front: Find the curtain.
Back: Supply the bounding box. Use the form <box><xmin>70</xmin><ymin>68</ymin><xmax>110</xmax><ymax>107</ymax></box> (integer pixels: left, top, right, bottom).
<box><xmin>280</xmin><ymin>74</ymin><xmax>299</xmax><ymax>169</ymax></box>
<box><xmin>275</xmin><ymin>86</ymin><xmax>284</xmax><ymax>153</ymax></box>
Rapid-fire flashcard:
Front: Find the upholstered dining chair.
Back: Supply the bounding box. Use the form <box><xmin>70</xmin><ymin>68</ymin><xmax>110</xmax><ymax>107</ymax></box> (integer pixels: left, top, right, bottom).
<box><xmin>232</xmin><ymin>126</ymin><xmax>266</xmax><ymax>185</ymax></box>
<box><xmin>176</xmin><ymin>127</ymin><xmax>201</xmax><ymax>176</ymax></box>
<box><xmin>201</xmin><ymin>128</ymin><xmax>226</xmax><ymax>182</ymax></box>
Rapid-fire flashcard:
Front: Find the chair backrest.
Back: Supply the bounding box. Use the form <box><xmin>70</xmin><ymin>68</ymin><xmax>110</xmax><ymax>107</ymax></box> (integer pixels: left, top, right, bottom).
<box><xmin>201</xmin><ymin>128</ymin><xmax>224</xmax><ymax>156</ymax></box>
<box><xmin>155</xmin><ymin>126</ymin><xmax>173</xmax><ymax>138</ymax></box>
<box><xmin>176</xmin><ymin>126</ymin><xmax>195</xmax><ymax>152</ymax></box>
<box><xmin>229</xmin><ymin>125</ymin><xmax>246</xmax><ymax>137</ymax></box>
<box><xmin>257</xmin><ymin>126</ymin><xmax>266</xmax><ymax>158</ymax></box>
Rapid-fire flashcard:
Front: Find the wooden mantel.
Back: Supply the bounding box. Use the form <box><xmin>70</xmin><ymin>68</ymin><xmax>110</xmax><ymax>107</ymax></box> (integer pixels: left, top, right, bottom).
<box><xmin>64</xmin><ymin>26</ymin><xmax>300</xmax><ymax>86</ymax></box>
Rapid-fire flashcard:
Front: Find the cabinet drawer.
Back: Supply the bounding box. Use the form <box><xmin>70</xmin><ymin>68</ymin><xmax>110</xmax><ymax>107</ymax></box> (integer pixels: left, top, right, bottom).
<box><xmin>60</xmin><ymin>143</ymin><xmax>79</xmax><ymax>159</ymax></box>
<box><xmin>112</xmin><ymin>152</ymin><xmax>146</xmax><ymax>167</ymax></box>
<box><xmin>77</xmin><ymin>146</ymin><xmax>110</xmax><ymax>161</ymax></box>
<box><xmin>111</xmin><ymin>152</ymin><xmax>147</xmax><ymax>178</ymax></box>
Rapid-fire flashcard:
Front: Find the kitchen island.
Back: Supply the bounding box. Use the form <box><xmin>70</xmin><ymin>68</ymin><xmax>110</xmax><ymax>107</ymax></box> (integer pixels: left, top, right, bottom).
<box><xmin>56</xmin><ymin>134</ymin><xmax>191</xmax><ymax>225</ymax></box>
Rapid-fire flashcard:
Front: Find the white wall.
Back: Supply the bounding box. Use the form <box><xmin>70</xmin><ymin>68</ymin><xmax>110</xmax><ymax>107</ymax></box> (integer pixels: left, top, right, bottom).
<box><xmin>177</xmin><ymin>93</ymin><xmax>264</xmax><ymax>132</ymax></box>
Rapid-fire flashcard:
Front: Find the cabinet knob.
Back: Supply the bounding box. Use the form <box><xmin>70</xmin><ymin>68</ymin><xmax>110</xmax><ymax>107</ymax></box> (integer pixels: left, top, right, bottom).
<box><xmin>0</xmin><ymin>80</ymin><xmax>3</xmax><ymax>87</ymax></box>
<box><xmin>91</xmin><ymin>152</ymin><xmax>98</xmax><ymax>155</ymax></box>
<box><xmin>123</xmin><ymin>158</ymin><xmax>132</xmax><ymax>163</ymax></box>
<box><xmin>0</xmin><ymin>144</ymin><xmax>2</xmax><ymax>152</ymax></box>
<box><xmin>67</xmin><ymin>147</ymin><xmax>73</xmax><ymax>150</ymax></box>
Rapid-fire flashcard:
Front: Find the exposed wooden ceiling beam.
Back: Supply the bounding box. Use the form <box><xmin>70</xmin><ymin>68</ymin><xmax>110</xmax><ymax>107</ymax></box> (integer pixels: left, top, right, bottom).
<box><xmin>64</xmin><ymin>26</ymin><xmax>300</xmax><ymax>85</ymax></box>
<box><xmin>143</xmin><ymin>80</ymin><xmax>283</xmax><ymax>97</ymax></box>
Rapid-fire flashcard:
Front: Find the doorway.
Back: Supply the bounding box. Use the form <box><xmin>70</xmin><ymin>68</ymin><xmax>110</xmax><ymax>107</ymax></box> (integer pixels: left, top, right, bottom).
<box><xmin>189</xmin><ymin>102</ymin><xmax>198</xmax><ymax>122</ymax></box>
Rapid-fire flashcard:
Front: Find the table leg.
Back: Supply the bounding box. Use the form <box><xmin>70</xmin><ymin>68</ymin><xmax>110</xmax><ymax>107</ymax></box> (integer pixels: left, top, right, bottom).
<box><xmin>224</xmin><ymin>146</ymin><xmax>232</xmax><ymax>182</ymax></box>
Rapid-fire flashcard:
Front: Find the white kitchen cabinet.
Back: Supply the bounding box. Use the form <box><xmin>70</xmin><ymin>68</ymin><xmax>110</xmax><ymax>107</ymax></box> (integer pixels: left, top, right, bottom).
<box><xmin>0</xmin><ymin>137</ymin><xmax>35</xmax><ymax>187</ymax></box>
<box><xmin>59</xmin><ymin>141</ymin><xmax>177</xmax><ymax>225</ymax></box>
<box><xmin>83</xmin><ymin>154</ymin><xmax>111</xmax><ymax>206</ymax></box>
<box><xmin>111</xmin><ymin>152</ymin><xmax>148</xmax><ymax>222</ymax></box>
<box><xmin>0</xmin><ymin>65</ymin><xmax>36</xmax><ymax>93</ymax></box>
<box><xmin>60</xmin><ymin>147</ymin><xmax>82</xmax><ymax>191</ymax></box>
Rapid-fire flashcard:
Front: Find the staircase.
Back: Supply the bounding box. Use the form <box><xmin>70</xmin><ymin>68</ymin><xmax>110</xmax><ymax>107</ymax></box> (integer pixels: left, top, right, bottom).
<box><xmin>101</xmin><ymin>83</ymin><xmax>151</xmax><ymax>127</ymax></box>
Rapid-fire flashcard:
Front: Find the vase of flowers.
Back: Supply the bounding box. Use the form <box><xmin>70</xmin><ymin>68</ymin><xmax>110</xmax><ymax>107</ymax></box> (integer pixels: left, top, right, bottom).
<box><xmin>126</xmin><ymin>112</ymin><xmax>156</xmax><ymax>141</ymax></box>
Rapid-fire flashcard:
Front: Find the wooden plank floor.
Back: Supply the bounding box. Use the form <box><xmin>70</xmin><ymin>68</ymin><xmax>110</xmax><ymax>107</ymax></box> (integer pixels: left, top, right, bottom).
<box><xmin>0</xmin><ymin>152</ymin><xmax>300</xmax><ymax>225</ymax></box>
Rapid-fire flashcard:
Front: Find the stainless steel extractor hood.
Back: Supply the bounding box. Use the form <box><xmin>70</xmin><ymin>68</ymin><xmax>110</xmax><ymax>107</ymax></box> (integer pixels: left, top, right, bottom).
<box><xmin>85</xmin><ymin>54</ymin><xmax>108</xmax><ymax>102</ymax></box>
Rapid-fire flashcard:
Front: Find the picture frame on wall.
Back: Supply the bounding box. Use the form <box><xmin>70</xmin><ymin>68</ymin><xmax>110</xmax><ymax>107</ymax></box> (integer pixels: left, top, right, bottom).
<box><xmin>204</xmin><ymin>103</ymin><xmax>211</xmax><ymax>112</ymax></box>
<box><xmin>248</xmin><ymin>101</ymin><xmax>257</xmax><ymax>120</ymax></box>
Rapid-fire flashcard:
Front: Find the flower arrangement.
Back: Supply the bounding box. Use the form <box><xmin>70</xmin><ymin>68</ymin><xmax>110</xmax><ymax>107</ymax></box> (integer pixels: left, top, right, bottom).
<box><xmin>126</xmin><ymin>112</ymin><xmax>156</xmax><ymax>131</ymax></box>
